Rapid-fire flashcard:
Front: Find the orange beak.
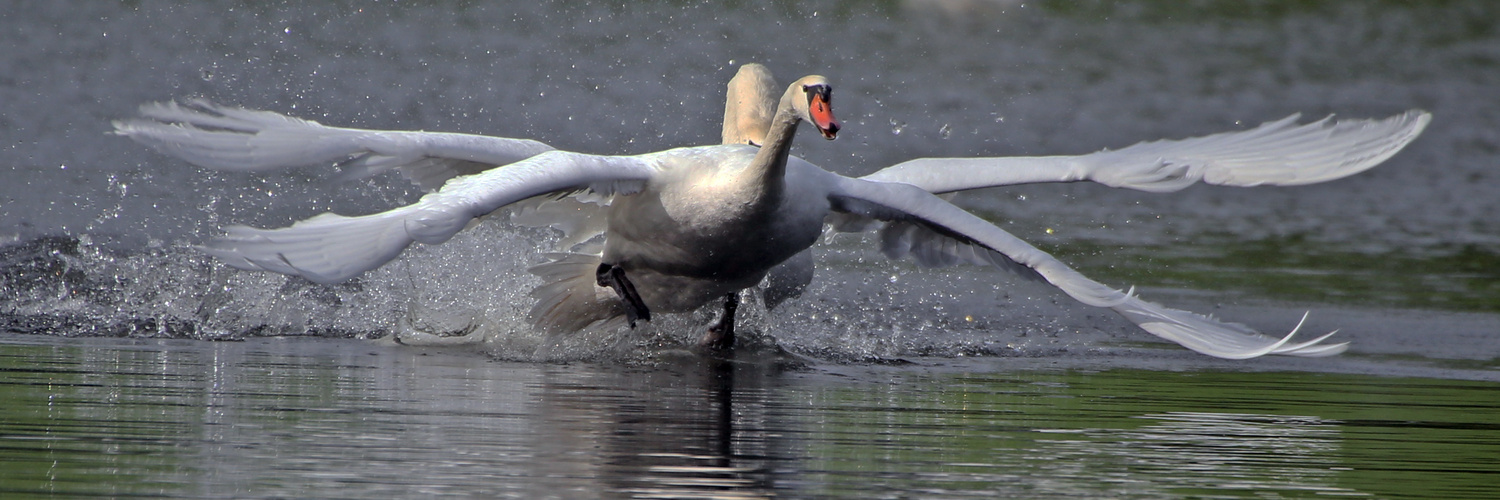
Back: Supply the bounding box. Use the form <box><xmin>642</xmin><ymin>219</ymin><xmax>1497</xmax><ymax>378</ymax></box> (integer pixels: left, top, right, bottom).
<box><xmin>810</xmin><ymin>92</ymin><xmax>840</xmax><ymax>140</ymax></box>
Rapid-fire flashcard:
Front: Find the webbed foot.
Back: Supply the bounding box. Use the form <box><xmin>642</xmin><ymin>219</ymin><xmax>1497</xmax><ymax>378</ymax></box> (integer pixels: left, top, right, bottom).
<box><xmin>698</xmin><ymin>292</ymin><xmax>740</xmax><ymax>353</ymax></box>
<box><xmin>596</xmin><ymin>263</ymin><xmax>651</xmax><ymax>327</ymax></box>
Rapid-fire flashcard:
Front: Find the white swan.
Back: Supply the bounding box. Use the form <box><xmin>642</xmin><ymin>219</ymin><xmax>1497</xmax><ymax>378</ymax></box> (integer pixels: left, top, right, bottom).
<box><xmin>721</xmin><ymin>64</ymin><xmax>818</xmax><ymax>309</ymax></box>
<box><xmin>112</xmin><ymin>72</ymin><xmax>1431</xmax><ymax>359</ymax></box>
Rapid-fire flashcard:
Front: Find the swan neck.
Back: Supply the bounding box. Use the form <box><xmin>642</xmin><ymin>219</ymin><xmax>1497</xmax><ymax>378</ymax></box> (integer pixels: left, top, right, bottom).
<box><xmin>748</xmin><ymin>88</ymin><xmax>803</xmax><ymax>194</ymax></box>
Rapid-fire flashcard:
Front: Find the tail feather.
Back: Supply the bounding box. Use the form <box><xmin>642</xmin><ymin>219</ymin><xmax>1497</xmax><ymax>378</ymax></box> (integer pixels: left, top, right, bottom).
<box><xmin>527</xmin><ymin>253</ymin><xmax>626</xmax><ymax>333</ymax></box>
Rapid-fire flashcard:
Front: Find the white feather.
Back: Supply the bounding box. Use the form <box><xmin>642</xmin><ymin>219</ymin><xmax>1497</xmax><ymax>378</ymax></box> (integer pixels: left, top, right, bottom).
<box><xmin>829</xmin><ymin>176</ymin><xmax>1347</xmax><ymax>358</ymax></box>
<box><xmin>863</xmin><ymin>111</ymin><xmax>1431</xmax><ymax>193</ymax></box>
<box><xmin>112</xmin><ymin>99</ymin><xmax>554</xmax><ymax>191</ymax></box>
<box><xmin>199</xmin><ymin>150</ymin><xmax>656</xmax><ymax>284</ymax></box>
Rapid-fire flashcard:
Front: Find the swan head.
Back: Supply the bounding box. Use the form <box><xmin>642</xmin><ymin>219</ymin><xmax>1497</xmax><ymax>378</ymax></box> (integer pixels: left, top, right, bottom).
<box><xmin>788</xmin><ymin>75</ymin><xmax>841</xmax><ymax>140</ymax></box>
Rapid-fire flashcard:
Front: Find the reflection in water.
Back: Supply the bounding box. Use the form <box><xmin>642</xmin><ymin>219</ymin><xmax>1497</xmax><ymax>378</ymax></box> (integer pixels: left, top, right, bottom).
<box><xmin>0</xmin><ymin>335</ymin><xmax>796</xmax><ymax>498</ymax></box>
<box><xmin>1125</xmin><ymin>412</ymin><xmax>1342</xmax><ymax>490</ymax></box>
<box><xmin>795</xmin><ymin>373</ymin><xmax>1359</xmax><ymax>498</ymax></box>
<box><xmin>1054</xmin><ymin>412</ymin><xmax>1351</xmax><ymax>496</ymax></box>
<box><xmin>3</xmin><ymin>334</ymin><xmax>1499</xmax><ymax>498</ymax></box>
<box><xmin>534</xmin><ymin>357</ymin><xmax>782</xmax><ymax>499</ymax></box>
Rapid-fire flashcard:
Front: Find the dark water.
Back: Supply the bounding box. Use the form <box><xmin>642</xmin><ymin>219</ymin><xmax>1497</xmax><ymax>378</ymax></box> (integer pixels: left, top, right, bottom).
<box><xmin>2</xmin><ymin>333</ymin><xmax>1498</xmax><ymax>499</ymax></box>
<box><xmin>3</xmin><ymin>1</ymin><xmax>1500</xmax><ymax>497</ymax></box>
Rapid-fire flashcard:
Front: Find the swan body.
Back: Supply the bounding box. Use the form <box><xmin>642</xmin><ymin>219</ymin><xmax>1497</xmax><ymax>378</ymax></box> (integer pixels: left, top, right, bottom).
<box><xmin>112</xmin><ymin>68</ymin><xmax>1433</xmax><ymax>359</ymax></box>
<box><xmin>595</xmin><ymin>146</ymin><xmax>828</xmax><ymax>314</ymax></box>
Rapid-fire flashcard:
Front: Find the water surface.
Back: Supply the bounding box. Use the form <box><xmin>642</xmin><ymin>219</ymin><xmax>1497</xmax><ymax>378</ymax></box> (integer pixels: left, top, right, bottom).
<box><xmin>2</xmin><ymin>334</ymin><xmax>1497</xmax><ymax>499</ymax></box>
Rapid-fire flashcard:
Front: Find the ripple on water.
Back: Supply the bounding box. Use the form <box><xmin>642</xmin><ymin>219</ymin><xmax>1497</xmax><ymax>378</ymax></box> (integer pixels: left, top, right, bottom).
<box><xmin>3</xmin><ymin>335</ymin><xmax>1499</xmax><ymax>498</ymax></box>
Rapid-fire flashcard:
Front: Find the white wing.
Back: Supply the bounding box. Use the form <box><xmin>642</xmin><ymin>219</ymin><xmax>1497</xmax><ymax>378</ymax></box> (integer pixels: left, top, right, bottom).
<box><xmin>827</xmin><ymin>176</ymin><xmax>1346</xmax><ymax>359</ymax></box>
<box><xmin>862</xmin><ymin>111</ymin><xmax>1430</xmax><ymax>193</ymax></box>
<box><xmin>199</xmin><ymin>151</ymin><xmax>657</xmax><ymax>284</ymax></box>
<box><xmin>113</xmin><ymin>99</ymin><xmax>556</xmax><ymax>191</ymax></box>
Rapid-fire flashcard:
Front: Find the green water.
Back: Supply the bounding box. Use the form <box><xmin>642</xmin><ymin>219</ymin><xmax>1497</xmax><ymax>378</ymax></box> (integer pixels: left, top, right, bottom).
<box><xmin>1</xmin><ymin>334</ymin><xmax>1495</xmax><ymax>499</ymax></box>
<box><xmin>802</xmin><ymin>369</ymin><xmax>1500</xmax><ymax>498</ymax></box>
<box><xmin>1047</xmin><ymin>235</ymin><xmax>1500</xmax><ymax>313</ymax></box>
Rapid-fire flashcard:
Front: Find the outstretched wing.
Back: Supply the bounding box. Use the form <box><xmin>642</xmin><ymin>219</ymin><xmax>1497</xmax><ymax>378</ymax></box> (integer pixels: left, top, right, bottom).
<box><xmin>199</xmin><ymin>151</ymin><xmax>657</xmax><ymax>284</ymax></box>
<box><xmin>862</xmin><ymin>111</ymin><xmax>1430</xmax><ymax>193</ymax></box>
<box><xmin>113</xmin><ymin>99</ymin><xmax>556</xmax><ymax>191</ymax></box>
<box><xmin>827</xmin><ymin>176</ymin><xmax>1347</xmax><ymax>359</ymax></box>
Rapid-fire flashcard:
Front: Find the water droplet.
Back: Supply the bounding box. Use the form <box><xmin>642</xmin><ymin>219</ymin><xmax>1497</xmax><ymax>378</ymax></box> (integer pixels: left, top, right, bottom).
<box><xmin>939</xmin><ymin>123</ymin><xmax>952</xmax><ymax>139</ymax></box>
<box><xmin>889</xmin><ymin>119</ymin><xmax>906</xmax><ymax>135</ymax></box>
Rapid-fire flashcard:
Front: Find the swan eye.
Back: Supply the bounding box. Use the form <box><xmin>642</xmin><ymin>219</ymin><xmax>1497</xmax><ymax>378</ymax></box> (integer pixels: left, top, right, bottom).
<box><xmin>802</xmin><ymin>84</ymin><xmax>832</xmax><ymax>103</ymax></box>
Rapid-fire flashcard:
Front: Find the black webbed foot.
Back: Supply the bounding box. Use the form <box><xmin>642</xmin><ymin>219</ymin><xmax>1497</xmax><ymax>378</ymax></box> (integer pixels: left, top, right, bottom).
<box><xmin>699</xmin><ymin>292</ymin><xmax>739</xmax><ymax>353</ymax></box>
<box><xmin>595</xmin><ymin>263</ymin><xmax>651</xmax><ymax>327</ymax></box>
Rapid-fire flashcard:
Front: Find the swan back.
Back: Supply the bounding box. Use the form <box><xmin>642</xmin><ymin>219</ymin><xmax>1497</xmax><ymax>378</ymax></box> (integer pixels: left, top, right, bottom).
<box><xmin>722</xmin><ymin>64</ymin><xmax>777</xmax><ymax>146</ymax></box>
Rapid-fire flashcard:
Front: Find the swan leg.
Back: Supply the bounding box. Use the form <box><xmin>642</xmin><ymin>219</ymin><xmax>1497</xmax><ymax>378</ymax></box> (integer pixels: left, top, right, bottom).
<box><xmin>595</xmin><ymin>263</ymin><xmax>651</xmax><ymax>327</ymax></box>
<box><xmin>699</xmin><ymin>292</ymin><xmax>740</xmax><ymax>352</ymax></box>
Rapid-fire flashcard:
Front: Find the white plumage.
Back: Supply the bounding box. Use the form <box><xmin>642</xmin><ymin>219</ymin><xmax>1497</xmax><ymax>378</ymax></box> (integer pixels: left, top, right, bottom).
<box><xmin>113</xmin><ymin>68</ymin><xmax>1430</xmax><ymax>359</ymax></box>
